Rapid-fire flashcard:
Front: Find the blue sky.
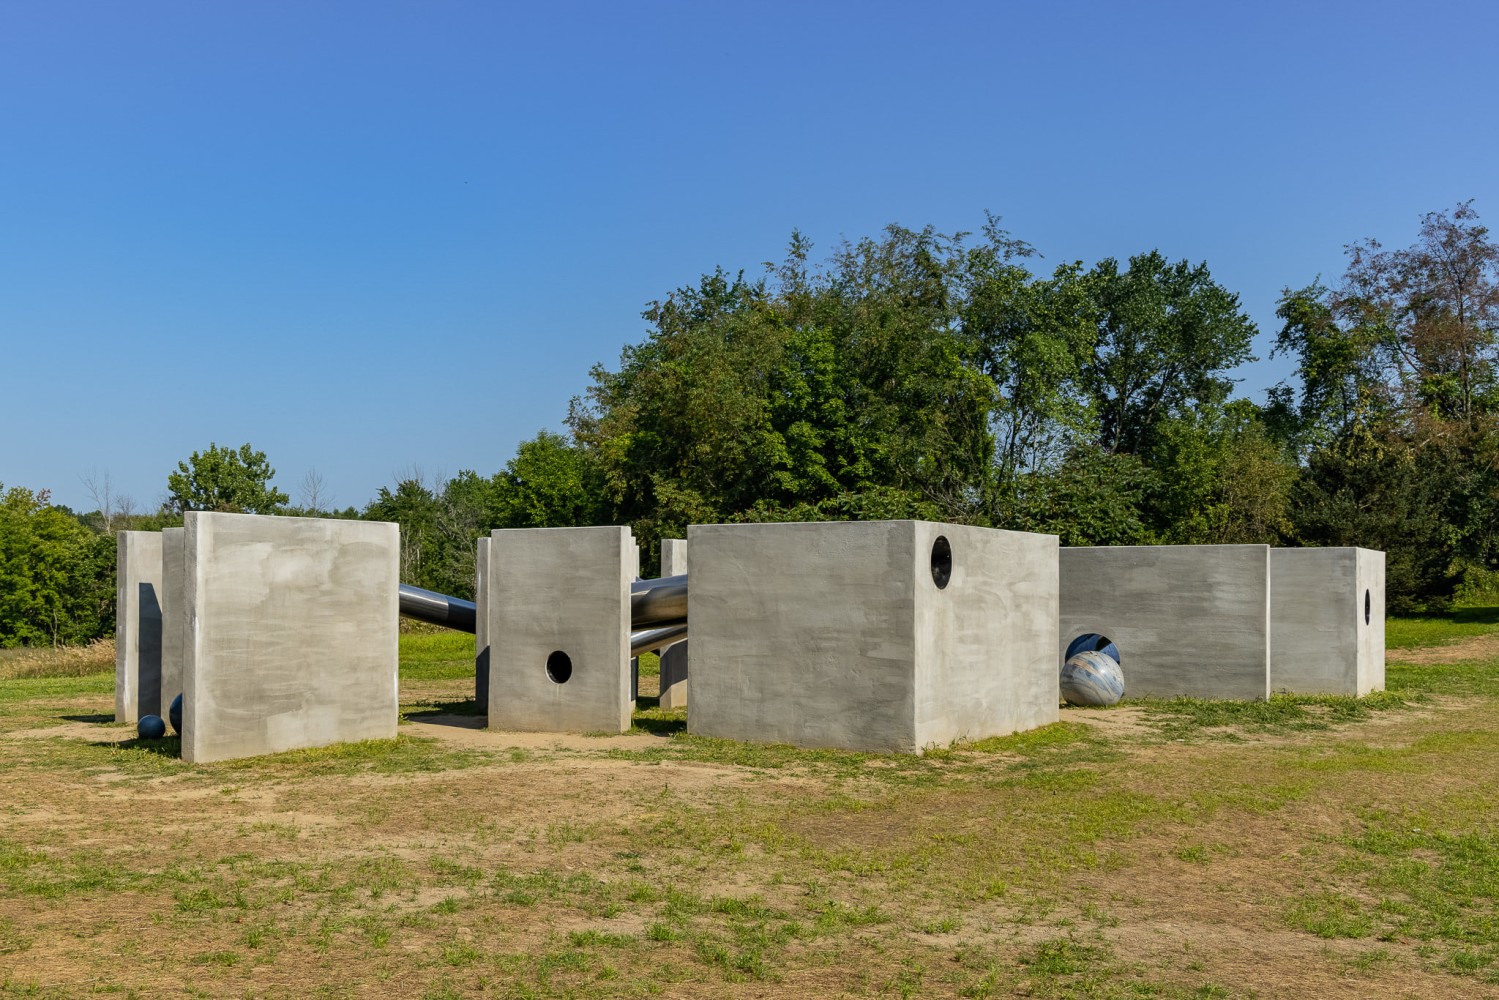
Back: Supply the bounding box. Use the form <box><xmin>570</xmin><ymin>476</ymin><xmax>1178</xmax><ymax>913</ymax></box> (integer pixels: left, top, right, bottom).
<box><xmin>3</xmin><ymin>1</ymin><xmax>1495</xmax><ymax>512</ymax></box>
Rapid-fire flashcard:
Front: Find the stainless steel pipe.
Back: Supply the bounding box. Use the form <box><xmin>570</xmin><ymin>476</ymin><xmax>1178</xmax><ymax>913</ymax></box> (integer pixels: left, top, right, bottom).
<box><xmin>399</xmin><ymin>584</ymin><xmax>477</xmax><ymax>633</ymax></box>
<box><xmin>630</xmin><ymin>574</ymin><xmax>688</xmax><ymax>628</ymax></box>
<box><xmin>399</xmin><ymin>577</ymin><xmax>688</xmax><ymax>651</ymax></box>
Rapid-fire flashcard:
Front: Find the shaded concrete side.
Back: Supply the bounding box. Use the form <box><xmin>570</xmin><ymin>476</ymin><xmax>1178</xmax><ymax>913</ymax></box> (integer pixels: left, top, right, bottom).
<box><xmin>914</xmin><ymin>523</ymin><xmax>1059</xmax><ymax>748</ymax></box>
<box><xmin>659</xmin><ymin>538</ymin><xmax>688</xmax><ymax>709</ymax></box>
<box><xmin>1357</xmin><ymin>548</ymin><xmax>1386</xmax><ymax>695</ymax></box>
<box><xmin>1059</xmin><ymin>545</ymin><xmax>1271</xmax><ymax>701</ymax></box>
<box><xmin>114</xmin><ymin>531</ymin><xmax>163</xmax><ymax>722</ymax></box>
<box><xmin>688</xmin><ymin>521</ymin><xmax>918</xmax><ymax>752</ymax></box>
<box><xmin>475</xmin><ymin>536</ymin><xmax>489</xmax><ymax>710</ymax></box>
<box><xmin>486</xmin><ymin>526</ymin><xmax>633</xmax><ymax>734</ymax></box>
<box><xmin>183</xmin><ymin>512</ymin><xmax>400</xmax><ymax>764</ymax></box>
<box><xmin>631</xmin><ymin>545</ymin><xmax>642</xmax><ymax>703</ymax></box>
<box><xmin>160</xmin><ymin>527</ymin><xmax>186</xmax><ymax>718</ymax></box>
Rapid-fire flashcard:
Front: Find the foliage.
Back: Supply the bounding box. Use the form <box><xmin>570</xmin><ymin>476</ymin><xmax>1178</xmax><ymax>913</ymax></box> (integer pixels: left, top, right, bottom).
<box><xmin>0</xmin><ymin>485</ymin><xmax>115</xmax><ymax>647</ymax></box>
<box><xmin>166</xmin><ymin>442</ymin><xmax>289</xmax><ymax>515</ymax></box>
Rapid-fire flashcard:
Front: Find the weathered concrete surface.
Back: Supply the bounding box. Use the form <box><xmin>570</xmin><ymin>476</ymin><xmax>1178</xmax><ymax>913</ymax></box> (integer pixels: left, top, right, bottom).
<box><xmin>114</xmin><ymin>531</ymin><xmax>163</xmax><ymax>723</ymax></box>
<box><xmin>159</xmin><ymin>527</ymin><xmax>186</xmax><ymax>720</ymax></box>
<box><xmin>1271</xmin><ymin>547</ymin><xmax>1385</xmax><ymax>696</ymax></box>
<box><xmin>182</xmin><ymin>512</ymin><xmax>399</xmax><ymax>764</ymax></box>
<box><xmin>1059</xmin><ymin>545</ymin><xmax>1271</xmax><ymax>701</ymax></box>
<box><xmin>658</xmin><ymin>538</ymin><xmax>688</xmax><ymax>709</ymax></box>
<box><xmin>475</xmin><ymin>536</ymin><xmax>490</xmax><ymax>710</ymax></box>
<box><xmin>688</xmin><ymin>521</ymin><xmax>1059</xmax><ymax>753</ymax></box>
<box><xmin>486</xmin><ymin>526</ymin><xmax>633</xmax><ymax>734</ymax></box>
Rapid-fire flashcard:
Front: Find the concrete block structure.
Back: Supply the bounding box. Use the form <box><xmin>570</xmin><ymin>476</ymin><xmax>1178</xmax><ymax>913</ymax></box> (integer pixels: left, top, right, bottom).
<box><xmin>486</xmin><ymin>526</ymin><xmax>634</xmax><ymax>734</ymax></box>
<box><xmin>182</xmin><ymin>512</ymin><xmax>399</xmax><ymax>764</ymax></box>
<box><xmin>1270</xmin><ymin>547</ymin><xmax>1385</xmax><ymax>696</ymax></box>
<box><xmin>475</xmin><ymin>536</ymin><xmax>490</xmax><ymax>710</ymax></box>
<box><xmin>114</xmin><ymin>531</ymin><xmax>164</xmax><ymax>723</ymax></box>
<box><xmin>1059</xmin><ymin>545</ymin><xmax>1271</xmax><ymax>701</ymax></box>
<box><xmin>687</xmin><ymin>520</ymin><xmax>1059</xmax><ymax>753</ymax></box>
<box><xmin>658</xmin><ymin>538</ymin><xmax>688</xmax><ymax>709</ymax></box>
<box><xmin>160</xmin><ymin>526</ymin><xmax>186</xmax><ymax>719</ymax></box>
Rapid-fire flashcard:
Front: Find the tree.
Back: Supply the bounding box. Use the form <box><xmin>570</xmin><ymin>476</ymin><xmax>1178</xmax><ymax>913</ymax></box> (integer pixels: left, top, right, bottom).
<box><xmin>0</xmin><ymin>485</ymin><xmax>116</xmax><ymax>646</ymax></box>
<box><xmin>1082</xmin><ymin>252</ymin><xmax>1257</xmax><ymax>455</ymax></box>
<box><xmin>166</xmin><ymin>443</ymin><xmax>289</xmax><ymax>515</ymax></box>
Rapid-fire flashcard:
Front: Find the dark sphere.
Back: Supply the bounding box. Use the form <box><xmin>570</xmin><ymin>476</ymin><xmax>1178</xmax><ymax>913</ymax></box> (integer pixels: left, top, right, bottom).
<box><xmin>169</xmin><ymin>694</ymin><xmax>183</xmax><ymax>734</ymax></box>
<box><xmin>138</xmin><ymin>715</ymin><xmax>167</xmax><ymax>740</ymax></box>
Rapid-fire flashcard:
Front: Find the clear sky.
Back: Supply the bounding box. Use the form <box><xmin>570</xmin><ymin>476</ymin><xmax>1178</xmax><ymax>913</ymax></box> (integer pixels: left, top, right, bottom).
<box><xmin>3</xmin><ymin>1</ymin><xmax>1495</xmax><ymax>513</ymax></box>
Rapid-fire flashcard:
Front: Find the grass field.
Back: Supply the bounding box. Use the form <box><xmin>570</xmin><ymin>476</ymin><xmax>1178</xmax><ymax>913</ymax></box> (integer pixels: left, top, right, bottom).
<box><xmin>2</xmin><ymin>615</ymin><xmax>1498</xmax><ymax>998</ymax></box>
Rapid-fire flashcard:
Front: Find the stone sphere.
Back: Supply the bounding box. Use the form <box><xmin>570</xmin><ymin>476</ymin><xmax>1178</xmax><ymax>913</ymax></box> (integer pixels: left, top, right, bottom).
<box><xmin>137</xmin><ymin>715</ymin><xmax>167</xmax><ymax>740</ymax></box>
<box><xmin>1061</xmin><ymin>650</ymin><xmax>1125</xmax><ymax>707</ymax></box>
<box><xmin>168</xmin><ymin>694</ymin><xmax>183</xmax><ymax>735</ymax></box>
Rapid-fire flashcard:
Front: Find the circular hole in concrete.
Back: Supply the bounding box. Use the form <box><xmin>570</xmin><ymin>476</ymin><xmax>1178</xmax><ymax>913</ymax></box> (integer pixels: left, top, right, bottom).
<box><xmin>931</xmin><ymin>535</ymin><xmax>952</xmax><ymax>589</ymax></box>
<box><xmin>546</xmin><ymin>650</ymin><xmax>573</xmax><ymax>684</ymax></box>
<box><xmin>1065</xmin><ymin>633</ymin><xmax>1121</xmax><ymax>665</ymax></box>
<box><xmin>1365</xmin><ymin>589</ymin><xmax>1371</xmax><ymax>626</ymax></box>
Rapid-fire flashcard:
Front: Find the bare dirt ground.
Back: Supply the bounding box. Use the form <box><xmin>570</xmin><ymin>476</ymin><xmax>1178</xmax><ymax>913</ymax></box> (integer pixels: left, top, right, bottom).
<box><xmin>2</xmin><ymin>667</ymin><xmax>1498</xmax><ymax>998</ymax></box>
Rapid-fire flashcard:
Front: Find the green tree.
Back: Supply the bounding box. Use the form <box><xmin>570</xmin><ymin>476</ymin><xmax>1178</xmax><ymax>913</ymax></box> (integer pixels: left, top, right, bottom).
<box><xmin>1083</xmin><ymin>251</ymin><xmax>1257</xmax><ymax>455</ymax></box>
<box><xmin>489</xmin><ymin>431</ymin><xmax>609</xmax><ymax>530</ymax></box>
<box><xmin>166</xmin><ymin>443</ymin><xmax>289</xmax><ymax>514</ymax></box>
<box><xmin>0</xmin><ymin>485</ymin><xmax>116</xmax><ymax>646</ymax></box>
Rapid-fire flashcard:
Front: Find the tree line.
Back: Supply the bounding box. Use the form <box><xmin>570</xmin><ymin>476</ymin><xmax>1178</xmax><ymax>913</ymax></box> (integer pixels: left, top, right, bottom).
<box><xmin>3</xmin><ymin>202</ymin><xmax>1495</xmax><ymax>645</ymax></box>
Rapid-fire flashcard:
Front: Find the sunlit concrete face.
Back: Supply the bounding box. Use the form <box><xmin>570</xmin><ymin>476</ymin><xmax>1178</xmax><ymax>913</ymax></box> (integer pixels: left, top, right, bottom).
<box><xmin>1059</xmin><ymin>545</ymin><xmax>1272</xmax><ymax>701</ymax></box>
<box><xmin>486</xmin><ymin>526</ymin><xmax>634</xmax><ymax>734</ymax></box>
<box><xmin>182</xmin><ymin>512</ymin><xmax>399</xmax><ymax>764</ymax></box>
<box><xmin>687</xmin><ymin>520</ymin><xmax>1060</xmax><ymax>753</ymax></box>
<box><xmin>1271</xmin><ymin>547</ymin><xmax>1385</xmax><ymax>696</ymax></box>
<box><xmin>114</xmin><ymin>531</ymin><xmax>163</xmax><ymax>723</ymax></box>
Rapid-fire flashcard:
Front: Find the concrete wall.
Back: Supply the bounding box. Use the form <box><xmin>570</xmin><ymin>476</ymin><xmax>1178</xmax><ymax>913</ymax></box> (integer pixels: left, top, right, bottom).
<box><xmin>114</xmin><ymin>531</ymin><xmax>163</xmax><ymax>723</ymax></box>
<box><xmin>658</xmin><ymin>538</ymin><xmax>688</xmax><ymax>709</ymax></box>
<box><xmin>475</xmin><ymin>536</ymin><xmax>490</xmax><ymax>710</ymax></box>
<box><xmin>1271</xmin><ymin>547</ymin><xmax>1385</xmax><ymax>696</ymax></box>
<box><xmin>486</xmin><ymin>526</ymin><xmax>633</xmax><ymax>734</ymax></box>
<box><xmin>182</xmin><ymin>512</ymin><xmax>399</xmax><ymax>764</ymax></box>
<box><xmin>914</xmin><ymin>523</ymin><xmax>1059</xmax><ymax>748</ymax></box>
<box><xmin>1059</xmin><ymin>545</ymin><xmax>1271</xmax><ymax>701</ymax></box>
<box><xmin>688</xmin><ymin>520</ymin><xmax>1059</xmax><ymax>753</ymax></box>
<box><xmin>159</xmin><ymin>527</ymin><xmax>186</xmax><ymax>722</ymax></box>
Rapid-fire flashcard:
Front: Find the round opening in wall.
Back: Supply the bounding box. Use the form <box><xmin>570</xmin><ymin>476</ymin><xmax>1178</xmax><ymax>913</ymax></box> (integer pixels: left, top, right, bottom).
<box><xmin>546</xmin><ymin>650</ymin><xmax>573</xmax><ymax>684</ymax></box>
<box><xmin>931</xmin><ymin>535</ymin><xmax>952</xmax><ymax>589</ymax></box>
<box><xmin>1065</xmin><ymin>633</ymin><xmax>1121</xmax><ymax>666</ymax></box>
<box><xmin>1365</xmin><ymin>589</ymin><xmax>1371</xmax><ymax>626</ymax></box>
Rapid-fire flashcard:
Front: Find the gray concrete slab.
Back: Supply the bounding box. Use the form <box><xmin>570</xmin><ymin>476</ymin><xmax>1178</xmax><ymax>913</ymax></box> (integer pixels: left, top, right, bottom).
<box><xmin>160</xmin><ymin>527</ymin><xmax>186</xmax><ymax>722</ymax></box>
<box><xmin>687</xmin><ymin>520</ymin><xmax>1059</xmax><ymax>753</ymax></box>
<box><xmin>475</xmin><ymin>536</ymin><xmax>490</xmax><ymax>710</ymax></box>
<box><xmin>1059</xmin><ymin>545</ymin><xmax>1271</xmax><ymax>701</ymax></box>
<box><xmin>182</xmin><ymin>512</ymin><xmax>400</xmax><ymax>764</ymax></box>
<box><xmin>114</xmin><ymin>531</ymin><xmax>163</xmax><ymax>723</ymax></box>
<box><xmin>486</xmin><ymin>526</ymin><xmax>633</xmax><ymax>734</ymax></box>
<box><xmin>1271</xmin><ymin>547</ymin><xmax>1385</xmax><ymax>696</ymax></box>
<box><xmin>658</xmin><ymin>538</ymin><xmax>688</xmax><ymax>709</ymax></box>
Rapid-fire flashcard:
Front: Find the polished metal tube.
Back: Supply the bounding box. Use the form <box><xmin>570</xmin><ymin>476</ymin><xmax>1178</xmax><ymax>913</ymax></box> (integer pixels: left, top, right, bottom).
<box><xmin>631</xmin><ymin>574</ymin><xmax>688</xmax><ymax>628</ymax></box>
<box><xmin>399</xmin><ymin>584</ymin><xmax>477</xmax><ymax>633</ymax></box>
<box><xmin>630</xmin><ymin>621</ymin><xmax>688</xmax><ymax>655</ymax></box>
<box><xmin>400</xmin><ymin>579</ymin><xmax>688</xmax><ymax>650</ymax></box>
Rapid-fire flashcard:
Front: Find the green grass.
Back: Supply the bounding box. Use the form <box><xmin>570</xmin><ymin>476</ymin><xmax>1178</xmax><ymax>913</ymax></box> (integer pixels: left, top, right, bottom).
<box><xmin>1386</xmin><ymin>604</ymin><xmax>1499</xmax><ymax>650</ymax></box>
<box><xmin>398</xmin><ymin>629</ymin><xmax>475</xmax><ymax>681</ymax></box>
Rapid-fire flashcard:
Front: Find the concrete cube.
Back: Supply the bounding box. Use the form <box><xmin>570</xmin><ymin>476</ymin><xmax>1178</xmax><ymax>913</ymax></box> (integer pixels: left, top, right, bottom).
<box><xmin>182</xmin><ymin>512</ymin><xmax>399</xmax><ymax>764</ymax></box>
<box><xmin>687</xmin><ymin>520</ymin><xmax>1059</xmax><ymax>753</ymax></box>
<box><xmin>658</xmin><ymin>538</ymin><xmax>688</xmax><ymax>709</ymax></box>
<box><xmin>1059</xmin><ymin>545</ymin><xmax>1271</xmax><ymax>701</ymax></box>
<box><xmin>486</xmin><ymin>526</ymin><xmax>633</xmax><ymax>734</ymax></box>
<box><xmin>1271</xmin><ymin>547</ymin><xmax>1385</xmax><ymax>696</ymax></box>
<box><xmin>114</xmin><ymin>530</ymin><xmax>163</xmax><ymax>723</ymax></box>
<box><xmin>160</xmin><ymin>526</ymin><xmax>186</xmax><ymax>721</ymax></box>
